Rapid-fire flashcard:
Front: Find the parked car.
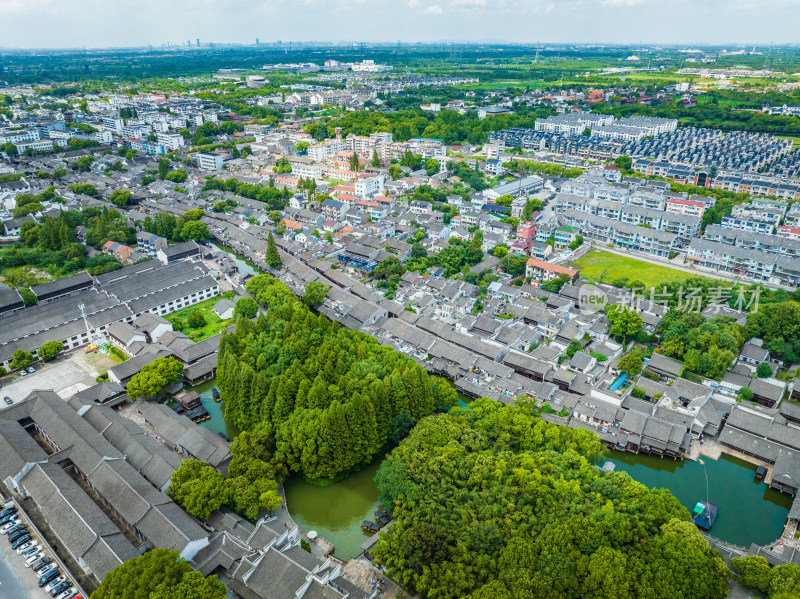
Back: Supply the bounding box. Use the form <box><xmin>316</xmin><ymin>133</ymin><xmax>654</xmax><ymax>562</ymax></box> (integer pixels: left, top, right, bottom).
<box><xmin>18</xmin><ymin>540</ymin><xmax>38</xmax><ymax>553</ymax></box>
<box><xmin>1</xmin><ymin>519</ymin><xmax>20</xmax><ymax>533</ymax></box>
<box><xmin>0</xmin><ymin>506</ymin><xmax>16</xmax><ymax>518</ymax></box>
<box><xmin>3</xmin><ymin>396</ymin><xmax>12</xmax><ymax>405</ymax></box>
<box><xmin>36</xmin><ymin>564</ymin><xmax>55</xmax><ymax>578</ymax></box>
<box><xmin>19</xmin><ymin>370</ymin><xmax>27</xmax><ymax>377</ymax></box>
<box><xmin>8</xmin><ymin>525</ymin><xmax>28</xmax><ymax>537</ymax></box>
<box><xmin>39</xmin><ymin>569</ymin><xmax>60</xmax><ymax>587</ymax></box>
<box><xmin>0</xmin><ymin>514</ymin><xmax>17</xmax><ymax>528</ymax></box>
<box><xmin>0</xmin><ymin>511</ymin><xmax>19</xmax><ymax>523</ymax></box>
<box><xmin>25</xmin><ymin>552</ymin><xmax>44</xmax><ymax>567</ymax></box>
<box><xmin>11</xmin><ymin>534</ymin><xmax>31</xmax><ymax>549</ymax></box>
<box><xmin>5</xmin><ymin>524</ymin><xmax>26</xmax><ymax>537</ymax></box>
<box><xmin>16</xmin><ymin>539</ymin><xmax>36</xmax><ymax>553</ymax></box>
<box><xmin>9</xmin><ymin>528</ymin><xmax>29</xmax><ymax>542</ymax></box>
<box><xmin>51</xmin><ymin>581</ymin><xmax>73</xmax><ymax>597</ymax></box>
<box><xmin>32</xmin><ymin>557</ymin><xmax>53</xmax><ymax>571</ymax></box>
<box><xmin>57</xmin><ymin>590</ymin><xmax>78</xmax><ymax>599</ymax></box>
<box><xmin>45</xmin><ymin>576</ymin><xmax>66</xmax><ymax>592</ymax></box>
<box><xmin>26</xmin><ymin>367</ymin><xmax>34</xmax><ymax>374</ymax></box>
<box><xmin>21</xmin><ymin>544</ymin><xmax>40</xmax><ymax>557</ymax></box>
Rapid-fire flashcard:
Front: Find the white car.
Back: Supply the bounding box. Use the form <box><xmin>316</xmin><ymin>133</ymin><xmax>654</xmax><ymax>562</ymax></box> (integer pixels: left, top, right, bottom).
<box><xmin>37</xmin><ymin>564</ymin><xmax>55</xmax><ymax>578</ymax></box>
<box><xmin>57</xmin><ymin>590</ymin><xmax>78</xmax><ymax>599</ymax></box>
<box><xmin>0</xmin><ymin>519</ymin><xmax>20</xmax><ymax>533</ymax></box>
<box><xmin>46</xmin><ymin>576</ymin><xmax>66</xmax><ymax>592</ymax></box>
<box><xmin>16</xmin><ymin>540</ymin><xmax>37</xmax><ymax>554</ymax></box>
<box><xmin>25</xmin><ymin>552</ymin><xmax>44</xmax><ymax>566</ymax></box>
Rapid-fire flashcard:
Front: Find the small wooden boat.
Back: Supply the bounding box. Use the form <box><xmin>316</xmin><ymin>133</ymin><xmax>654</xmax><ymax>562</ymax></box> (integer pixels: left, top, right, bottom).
<box><xmin>755</xmin><ymin>465</ymin><xmax>767</xmax><ymax>481</ymax></box>
<box><xmin>361</xmin><ymin>520</ymin><xmax>379</xmax><ymax>533</ymax></box>
<box><xmin>211</xmin><ymin>387</ymin><xmax>221</xmax><ymax>402</ymax></box>
<box><xmin>374</xmin><ymin>511</ymin><xmax>390</xmax><ymax>527</ymax></box>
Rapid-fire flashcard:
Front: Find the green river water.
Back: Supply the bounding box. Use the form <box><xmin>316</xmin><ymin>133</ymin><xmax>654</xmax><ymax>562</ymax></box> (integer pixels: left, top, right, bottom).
<box><xmin>213</xmin><ymin>242</ymin><xmax>258</xmax><ymax>277</ymax></box>
<box><xmin>610</xmin><ymin>450</ymin><xmax>792</xmax><ymax>547</ymax></box>
<box><xmin>195</xmin><ymin>247</ymin><xmax>792</xmax><ymax>558</ymax></box>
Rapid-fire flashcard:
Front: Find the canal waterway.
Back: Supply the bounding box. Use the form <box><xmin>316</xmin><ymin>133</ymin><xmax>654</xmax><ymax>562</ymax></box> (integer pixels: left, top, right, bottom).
<box><xmin>610</xmin><ymin>450</ymin><xmax>792</xmax><ymax>547</ymax></box>
<box><xmin>187</xmin><ymin>379</ymin><xmax>240</xmax><ymax>441</ymax></box>
<box><xmin>213</xmin><ymin>241</ymin><xmax>258</xmax><ymax>277</ymax></box>
<box><xmin>284</xmin><ymin>460</ymin><xmax>383</xmax><ymax>560</ymax></box>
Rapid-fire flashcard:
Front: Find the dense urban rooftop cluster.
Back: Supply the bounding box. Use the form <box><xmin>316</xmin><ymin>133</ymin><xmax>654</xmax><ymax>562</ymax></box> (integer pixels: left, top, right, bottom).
<box><xmin>3</xmin><ymin>45</ymin><xmax>800</xmax><ymax>598</ymax></box>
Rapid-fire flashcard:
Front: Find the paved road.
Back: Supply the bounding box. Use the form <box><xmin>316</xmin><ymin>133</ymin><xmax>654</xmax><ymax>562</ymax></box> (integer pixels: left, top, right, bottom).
<box><xmin>0</xmin><ymin>538</ymin><xmax>36</xmax><ymax>599</ymax></box>
<box><xmin>0</xmin><ymin>352</ymin><xmax>113</xmax><ymax>411</ymax></box>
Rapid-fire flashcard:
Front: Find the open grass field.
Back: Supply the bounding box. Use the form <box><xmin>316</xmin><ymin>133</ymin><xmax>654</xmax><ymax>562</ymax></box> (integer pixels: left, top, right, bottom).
<box><xmin>164</xmin><ymin>295</ymin><xmax>232</xmax><ymax>341</ymax></box>
<box><xmin>570</xmin><ymin>250</ymin><xmax>722</xmax><ymax>288</ymax></box>
<box><xmin>777</xmin><ymin>135</ymin><xmax>800</xmax><ymax>148</ymax></box>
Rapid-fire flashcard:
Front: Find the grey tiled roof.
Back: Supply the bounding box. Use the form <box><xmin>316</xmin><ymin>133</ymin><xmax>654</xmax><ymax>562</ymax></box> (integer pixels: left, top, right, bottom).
<box><xmin>20</xmin><ymin>463</ymin><xmax>139</xmax><ymax>583</ymax></box>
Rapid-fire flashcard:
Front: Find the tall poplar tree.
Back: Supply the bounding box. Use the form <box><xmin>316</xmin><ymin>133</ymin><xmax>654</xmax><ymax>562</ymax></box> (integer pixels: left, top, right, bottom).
<box><xmin>265</xmin><ymin>231</ymin><xmax>281</xmax><ymax>268</ymax></box>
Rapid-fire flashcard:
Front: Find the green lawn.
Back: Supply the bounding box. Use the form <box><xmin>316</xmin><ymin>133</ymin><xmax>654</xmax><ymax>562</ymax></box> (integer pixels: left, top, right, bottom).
<box><xmin>570</xmin><ymin>250</ymin><xmax>722</xmax><ymax>288</ymax></box>
<box><xmin>164</xmin><ymin>295</ymin><xmax>232</xmax><ymax>341</ymax></box>
<box><xmin>777</xmin><ymin>135</ymin><xmax>800</xmax><ymax>148</ymax></box>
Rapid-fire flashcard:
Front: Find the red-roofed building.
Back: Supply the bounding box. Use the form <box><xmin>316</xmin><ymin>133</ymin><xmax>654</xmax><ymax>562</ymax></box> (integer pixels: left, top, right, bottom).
<box><xmin>526</xmin><ymin>258</ymin><xmax>579</xmax><ymax>282</ymax></box>
<box><xmin>102</xmin><ymin>240</ymin><xmax>134</xmax><ymax>264</ymax></box>
<box><xmin>336</xmin><ymin>193</ymin><xmax>358</xmax><ymax>205</ymax></box>
<box><xmin>666</xmin><ymin>198</ymin><xmax>706</xmax><ymax>218</ymax></box>
<box><xmin>517</xmin><ymin>221</ymin><xmax>536</xmax><ymax>240</ymax></box>
<box><xmin>274</xmin><ymin>176</ymin><xmax>299</xmax><ymax>189</ymax></box>
<box><xmin>373</xmin><ymin>195</ymin><xmax>396</xmax><ymax>209</ymax></box>
<box><xmin>281</xmin><ymin>219</ymin><xmax>304</xmax><ymax>231</ymax></box>
<box><xmin>778</xmin><ymin>225</ymin><xmax>800</xmax><ymax>241</ymax></box>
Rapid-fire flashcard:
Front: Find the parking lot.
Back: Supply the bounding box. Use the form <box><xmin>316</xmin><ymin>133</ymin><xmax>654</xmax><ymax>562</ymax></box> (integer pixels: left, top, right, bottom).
<box><xmin>1</xmin><ymin>351</ymin><xmax>118</xmax><ymax>410</ymax></box>
<box><xmin>0</xmin><ymin>505</ymin><xmax>82</xmax><ymax>599</ymax></box>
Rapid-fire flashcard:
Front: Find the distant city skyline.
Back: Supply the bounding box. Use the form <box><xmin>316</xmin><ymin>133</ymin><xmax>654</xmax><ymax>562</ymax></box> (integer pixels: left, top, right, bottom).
<box><xmin>1</xmin><ymin>0</ymin><xmax>797</xmax><ymax>50</ymax></box>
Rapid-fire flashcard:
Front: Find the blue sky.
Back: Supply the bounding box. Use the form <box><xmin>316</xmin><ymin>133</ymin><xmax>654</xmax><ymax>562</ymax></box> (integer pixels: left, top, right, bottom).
<box><xmin>0</xmin><ymin>0</ymin><xmax>795</xmax><ymax>49</ymax></box>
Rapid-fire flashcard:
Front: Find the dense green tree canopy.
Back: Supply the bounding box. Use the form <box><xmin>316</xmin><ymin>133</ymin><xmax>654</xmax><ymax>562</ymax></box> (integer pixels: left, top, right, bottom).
<box><xmin>187</xmin><ymin>310</ymin><xmax>206</xmax><ymax>328</ymax></box>
<box><xmin>233</xmin><ymin>296</ymin><xmax>258</xmax><ymax>319</ymax></box>
<box><xmin>606</xmin><ymin>304</ymin><xmax>644</xmax><ymax>340</ymax></box>
<box><xmin>373</xmin><ymin>399</ymin><xmax>730</xmax><ymax>599</ymax></box>
<box><xmin>202</xmin><ymin>177</ymin><xmax>291</xmax><ymax>212</ymax></box>
<box><xmin>109</xmin><ymin>189</ymin><xmax>131</xmax><ymax>208</ymax></box>
<box><xmin>265</xmin><ymin>232</ymin><xmax>281</xmax><ymax>268</ymax></box>
<box><xmin>301</xmin><ymin>280</ymin><xmax>329</xmax><ymax>307</ymax></box>
<box><xmin>659</xmin><ymin>311</ymin><xmax>745</xmax><ymax>379</ymax></box>
<box><xmin>89</xmin><ymin>548</ymin><xmax>226</xmax><ymax>599</ymax></box>
<box><xmin>179</xmin><ymin>220</ymin><xmax>211</xmax><ymax>242</ymax></box>
<box><xmin>618</xmin><ymin>349</ymin><xmax>644</xmax><ymax>376</ymax></box>
<box><xmin>732</xmin><ymin>555</ymin><xmax>800</xmax><ymax>599</ymax></box>
<box><xmin>303</xmin><ymin>107</ymin><xmax>553</xmax><ymax>145</ymax></box>
<box><xmin>11</xmin><ymin>349</ymin><xmax>33</xmax><ymax>370</ymax></box>
<box><xmin>756</xmin><ymin>362</ymin><xmax>773</xmax><ymax>378</ymax></box>
<box><xmin>143</xmin><ymin>211</ymin><xmax>210</xmax><ymax>243</ymax></box>
<box><xmin>37</xmin><ymin>340</ymin><xmax>64</xmax><ymax>361</ymax></box>
<box><xmin>126</xmin><ymin>356</ymin><xmax>184</xmax><ymax>400</ymax></box>
<box><xmin>747</xmin><ymin>301</ymin><xmax>800</xmax><ymax>363</ymax></box>
<box><xmin>217</xmin><ymin>274</ymin><xmax>453</xmax><ymax>480</ymax></box>
<box><xmin>168</xmin><ymin>460</ymin><xmax>229</xmax><ymax>520</ymax></box>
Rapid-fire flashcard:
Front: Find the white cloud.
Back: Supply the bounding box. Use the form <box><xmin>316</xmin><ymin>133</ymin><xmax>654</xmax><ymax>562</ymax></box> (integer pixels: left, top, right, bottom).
<box><xmin>599</xmin><ymin>0</ymin><xmax>645</xmax><ymax>6</ymax></box>
<box><xmin>450</xmin><ymin>0</ymin><xmax>488</xmax><ymax>6</ymax></box>
<box><xmin>424</xmin><ymin>3</ymin><xmax>444</xmax><ymax>13</ymax></box>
